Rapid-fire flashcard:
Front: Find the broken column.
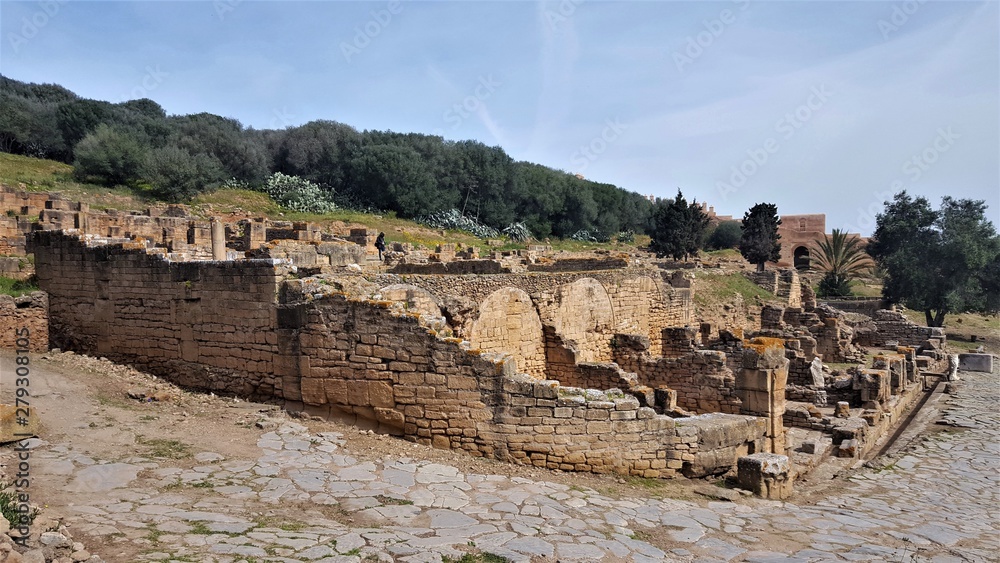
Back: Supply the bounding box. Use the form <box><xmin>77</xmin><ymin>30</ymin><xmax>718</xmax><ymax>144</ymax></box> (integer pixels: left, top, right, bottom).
<box><xmin>737</xmin><ymin>337</ymin><xmax>788</xmax><ymax>455</ymax></box>
<box><xmin>210</xmin><ymin>218</ymin><xmax>226</xmax><ymax>260</ymax></box>
<box><xmin>738</xmin><ymin>453</ymin><xmax>793</xmax><ymax>500</ymax></box>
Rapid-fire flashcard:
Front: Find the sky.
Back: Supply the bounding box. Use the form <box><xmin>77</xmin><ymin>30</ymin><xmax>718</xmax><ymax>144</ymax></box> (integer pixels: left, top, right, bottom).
<box><xmin>1</xmin><ymin>0</ymin><xmax>997</xmax><ymax>235</ymax></box>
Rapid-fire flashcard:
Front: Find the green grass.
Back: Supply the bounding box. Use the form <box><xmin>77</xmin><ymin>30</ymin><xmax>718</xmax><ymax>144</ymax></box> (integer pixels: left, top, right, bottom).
<box><xmin>693</xmin><ymin>271</ymin><xmax>776</xmax><ymax>308</ymax></box>
<box><xmin>188</xmin><ymin>522</ymin><xmax>213</xmax><ymax>535</ymax></box>
<box><xmin>0</xmin><ymin>275</ymin><xmax>38</xmax><ymax>297</ymax></box>
<box><xmin>373</xmin><ymin>494</ymin><xmax>414</xmax><ymax>506</ymax></box>
<box><xmin>0</xmin><ymin>152</ymin><xmax>140</xmax><ymax>210</ymax></box>
<box><xmin>135</xmin><ymin>436</ymin><xmax>191</xmax><ymax>459</ymax></box>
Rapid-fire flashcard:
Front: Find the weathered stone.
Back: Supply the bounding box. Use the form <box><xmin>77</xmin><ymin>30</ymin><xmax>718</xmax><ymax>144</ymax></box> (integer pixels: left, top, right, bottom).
<box><xmin>835</xmin><ymin>401</ymin><xmax>851</xmax><ymax>418</ymax></box>
<box><xmin>737</xmin><ymin>453</ymin><xmax>793</xmax><ymax>500</ymax></box>
<box><xmin>958</xmin><ymin>353</ymin><xmax>993</xmax><ymax>373</ymax></box>
<box><xmin>0</xmin><ymin>404</ymin><xmax>40</xmax><ymax>444</ymax></box>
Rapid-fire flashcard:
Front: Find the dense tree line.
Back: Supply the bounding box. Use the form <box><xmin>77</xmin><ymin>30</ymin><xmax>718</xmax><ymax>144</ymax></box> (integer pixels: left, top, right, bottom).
<box><xmin>0</xmin><ymin>76</ymin><xmax>652</xmax><ymax>239</ymax></box>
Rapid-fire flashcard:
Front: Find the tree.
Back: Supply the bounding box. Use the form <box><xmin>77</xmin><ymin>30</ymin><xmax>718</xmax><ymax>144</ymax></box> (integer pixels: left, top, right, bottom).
<box><xmin>740</xmin><ymin>203</ymin><xmax>781</xmax><ymax>271</ymax></box>
<box><xmin>73</xmin><ymin>124</ymin><xmax>146</xmax><ymax>186</ymax></box>
<box><xmin>705</xmin><ymin>220</ymin><xmax>741</xmax><ymax>250</ymax></box>
<box><xmin>810</xmin><ymin>229</ymin><xmax>873</xmax><ymax>297</ymax></box>
<box><xmin>650</xmin><ymin>190</ymin><xmax>710</xmax><ymax>260</ymax></box>
<box><xmin>142</xmin><ymin>145</ymin><xmax>226</xmax><ymax>201</ymax></box>
<box><xmin>867</xmin><ymin>191</ymin><xmax>1000</xmax><ymax>327</ymax></box>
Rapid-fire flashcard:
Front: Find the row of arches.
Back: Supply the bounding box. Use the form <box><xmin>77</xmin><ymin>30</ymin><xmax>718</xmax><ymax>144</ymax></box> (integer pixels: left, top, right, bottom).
<box><xmin>375</xmin><ymin>276</ymin><xmax>665</xmax><ymax>379</ymax></box>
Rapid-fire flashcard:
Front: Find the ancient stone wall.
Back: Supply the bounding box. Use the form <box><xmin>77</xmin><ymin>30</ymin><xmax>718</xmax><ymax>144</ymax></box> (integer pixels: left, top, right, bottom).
<box><xmin>0</xmin><ymin>292</ymin><xmax>48</xmax><ymax>352</ymax></box>
<box><xmin>368</xmin><ymin>269</ymin><xmax>691</xmax><ymax>359</ymax></box>
<box><xmin>32</xmin><ymin>231</ymin><xmax>766</xmax><ymax>480</ymax></box>
<box><xmin>612</xmin><ymin>334</ymin><xmax>742</xmax><ymax>415</ymax></box>
<box><xmin>820</xmin><ymin>298</ymin><xmax>886</xmax><ymax>317</ymax></box>
<box><xmin>32</xmin><ymin>231</ymin><xmax>288</xmax><ymax>399</ymax></box>
<box><xmin>854</xmin><ymin>310</ymin><xmax>945</xmax><ymax>349</ymax></box>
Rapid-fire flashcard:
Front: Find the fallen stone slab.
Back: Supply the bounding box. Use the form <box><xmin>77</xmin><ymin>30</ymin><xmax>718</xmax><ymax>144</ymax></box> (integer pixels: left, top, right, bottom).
<box><xmin>958</xmin><ymin>354</ymin><xmax>994</xmax><ymax>373</ymax></box>
<box><xmin>694</xmin><ymin>485</ymin><xmax>741</xmax><ymax>502</ymax></box>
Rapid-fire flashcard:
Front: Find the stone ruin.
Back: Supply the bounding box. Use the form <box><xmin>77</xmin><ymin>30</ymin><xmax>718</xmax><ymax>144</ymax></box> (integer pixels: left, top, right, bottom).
<box><xmin>0</xmin><ymin>185</ymin><xmax>958</xmax><ymax>498</ymax></box>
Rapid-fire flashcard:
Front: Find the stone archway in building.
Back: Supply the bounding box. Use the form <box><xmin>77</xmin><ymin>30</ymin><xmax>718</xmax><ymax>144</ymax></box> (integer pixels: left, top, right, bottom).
<box><xmin>549</xmin><ymin>278</ymin><xmax>615</xmax><ymax>363</ymax></box>
<box><xmin>468</xmin><ymin>287</ymin><xmax>546</xmax><ymax>378</ymax></box>
<box><xmin>793</xmin><ymin>246</ymin><xmax>811</xmax><ymax>270</ymax></box>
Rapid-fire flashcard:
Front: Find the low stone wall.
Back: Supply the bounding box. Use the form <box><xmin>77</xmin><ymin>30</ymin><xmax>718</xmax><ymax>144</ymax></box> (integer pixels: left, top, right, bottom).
<box><xmin>612</xmin><ymin>334</ymin><xmax>742</xmax><ymax>415</ymax></box>
<box><xmin>854</xmin><ymin>310</ymin><xmax>945</xmax><ymax>349</ymax></box>
<box><xmin>0</xmin><ymin>292</ymin><xmax>48</xmax><ymax>352</ymax></box>
<box><xmin>820</xmin><ymin>298</ymin><xmax>886</xmax><ymax>317</ymax></box>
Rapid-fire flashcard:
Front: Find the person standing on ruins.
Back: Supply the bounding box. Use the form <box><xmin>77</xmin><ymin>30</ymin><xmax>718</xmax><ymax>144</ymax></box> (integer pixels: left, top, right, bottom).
<box><xmin>375</xmin><ymin>232</ymin><xmax>386</xmax><ymax>261</ymax></box>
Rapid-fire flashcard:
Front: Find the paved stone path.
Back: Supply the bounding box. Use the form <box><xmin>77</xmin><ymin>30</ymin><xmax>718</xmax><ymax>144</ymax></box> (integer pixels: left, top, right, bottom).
<box><xmin>18</xmin><ymin>368</ymin><xmax>1000</xmax><ymax>562</ymax></box>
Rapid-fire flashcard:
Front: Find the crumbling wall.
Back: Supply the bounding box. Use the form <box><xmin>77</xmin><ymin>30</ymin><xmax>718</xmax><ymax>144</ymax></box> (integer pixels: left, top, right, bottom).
<box><xmin>33</xmin><ymin>231</ymin><xmax>767</xmax><ymax>480</ymax></box>
<box><xmin>854</xmin><ymin>310</ymin><xmax>945</xmax><ymax>350</ymax></box>
<box><xmin>612</xmin><ymin>333</ymin><xmax>742</xmax><ymax>415</ymax></box>
<box><xmin>367</xmin><ymin>269</ymin><xmax>691</xmax><ymax>358</ymax></box>
<box><xmin>32</xmin><ymin>231</ymin><xmax>288</xmax><ymax>399</ymax></box>
<box><xmin>467</xmin><ymin>287</ymin><xmax>545</xmax><ymax>378</ymax></box>
<box><xmin>0</xmin><ymin>292</ymin><xmax>48</xmax><ymax>352</ymax></box>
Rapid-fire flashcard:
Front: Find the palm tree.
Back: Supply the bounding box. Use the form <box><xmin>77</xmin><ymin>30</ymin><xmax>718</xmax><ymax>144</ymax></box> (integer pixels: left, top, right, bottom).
<box><xmin>810</xmin><ymin>229</ymin><xmax>873</xmax><ymax>297</ymax></box>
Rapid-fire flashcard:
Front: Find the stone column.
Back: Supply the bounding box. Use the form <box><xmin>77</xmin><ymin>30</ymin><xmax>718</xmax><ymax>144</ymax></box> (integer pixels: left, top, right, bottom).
<box><xmin>737</xmin><ymin>337</ymin><xmax>788</xmax><ymax>454</ymax></box>
<box><xmin>210</xmin><ymin>218</ymin><xmax>226</xmax><ymax>260</ymax></box>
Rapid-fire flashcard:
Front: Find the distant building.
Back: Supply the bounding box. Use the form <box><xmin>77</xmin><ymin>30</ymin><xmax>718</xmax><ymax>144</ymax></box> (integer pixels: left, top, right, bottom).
<box><xmin>776</xmin><ymin>214</ymin><xmax>866</xmax><ymax>270</ymax></box>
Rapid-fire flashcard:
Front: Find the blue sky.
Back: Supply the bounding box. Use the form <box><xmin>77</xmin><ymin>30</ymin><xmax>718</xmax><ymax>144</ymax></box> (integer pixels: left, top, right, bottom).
<box><xmin>1</xmin><ymin>0</ymin><xmax>997</xmax><ymax>235</ymax></box>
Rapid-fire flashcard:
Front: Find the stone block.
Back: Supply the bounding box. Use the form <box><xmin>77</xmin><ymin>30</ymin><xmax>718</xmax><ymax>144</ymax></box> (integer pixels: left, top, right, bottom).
<box><xmin>368</xmin><ymin>381</ymin><xmax>394</xmax><ymax>408</ymax></box>
<box><xmin>0</xmin><ymin>404</ymin><xmax>40</xmax><ymax>444</ymax></box>
<box><xmin>835</xmin><ymin>401</ymin><xmax>851</xmax><ymax>418</ymax></box>
<box><xmin>837</xmin><ymin>439</ymin><xmax>858</xmax><ymax>458</ymax></box>
<box><xmin>737</xmin><ymin>453</ymin><xmax>793</xmax><ymax>500</ymax></box>
<box><xmin>958</xmin><ymin>353</ymin><xmax>993</xmax><ymax>373</ymax></box>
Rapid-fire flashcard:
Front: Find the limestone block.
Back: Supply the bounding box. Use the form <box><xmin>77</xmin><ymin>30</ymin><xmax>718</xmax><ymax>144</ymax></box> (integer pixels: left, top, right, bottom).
<box><xmin>809</xmin><ymin>357</ymin><xmax>825</xmax><ymax>387</ymax></box>
<box><xmin>0</xmin><ymin>404</ymin><xmax>40</xmax><ymax>444</ymax></box>
<box><xmin>958</xmin><ymin>353</ymin><xmax>993</xmax><ymax>373</ymax></box>
<box><xmin>737</xmin><ymin>453</ymin><xmax>793</xmax><ymax>499</ymax></box>
<box><xmin>835</xmin><ymin>401</ymin><xmax>851</xmax><ymax>418</ymax></box>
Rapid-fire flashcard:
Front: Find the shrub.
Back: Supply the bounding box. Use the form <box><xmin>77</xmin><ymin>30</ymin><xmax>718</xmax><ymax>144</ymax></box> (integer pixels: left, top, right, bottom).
<box><xmin>420</xmin><ymin>209</ymin><xmax>499</xmax><ymax>239</ymax></box>
<box><xmin>143</xmin><ymin>146</ymin><xmax>226</xmax><ymax>202</ymax></box>
<box><xmin>503</xmin><ymin>222</ymin><xmax>532</xmax><ymax>243</ymax></box>
<box><xmin>72</xmin><ymin>124</ymin><xmax>146</xmax><ymax>186</ymax></box>
<box><xmin>617</xmin><ymin>230</ymin><xmax>635</xmax><ymax>243</ymax></box>
<box><xmin>570</xmin><ymin>229</ymin><xmax>610</xmax><ymax>243</ymax></box>
<box><xmin>262</xmin><ymin>172</ymin><xmax>336</xmax><ymax>214</ymax></box>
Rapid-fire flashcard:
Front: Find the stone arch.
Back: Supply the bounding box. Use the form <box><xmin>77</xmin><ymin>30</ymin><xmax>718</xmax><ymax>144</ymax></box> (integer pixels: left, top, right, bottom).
<box><xmin>550</xmin><ymin>278</ymin><xmax>615</xmax><ymax>362</ymax></box>
<box><xmin>468</xmin><ymin>287</ymin><xmax>545</xmax><ymax>377</ymax></box>
<box><xmin>793</xmin><ymin>246</ymin><xmax>811</xmax><ymax>270</ymax></box>
<box><xmin>377</xmin><ymin>284</ymin><xmax>444</xmax><ymax>320</ymax></box>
